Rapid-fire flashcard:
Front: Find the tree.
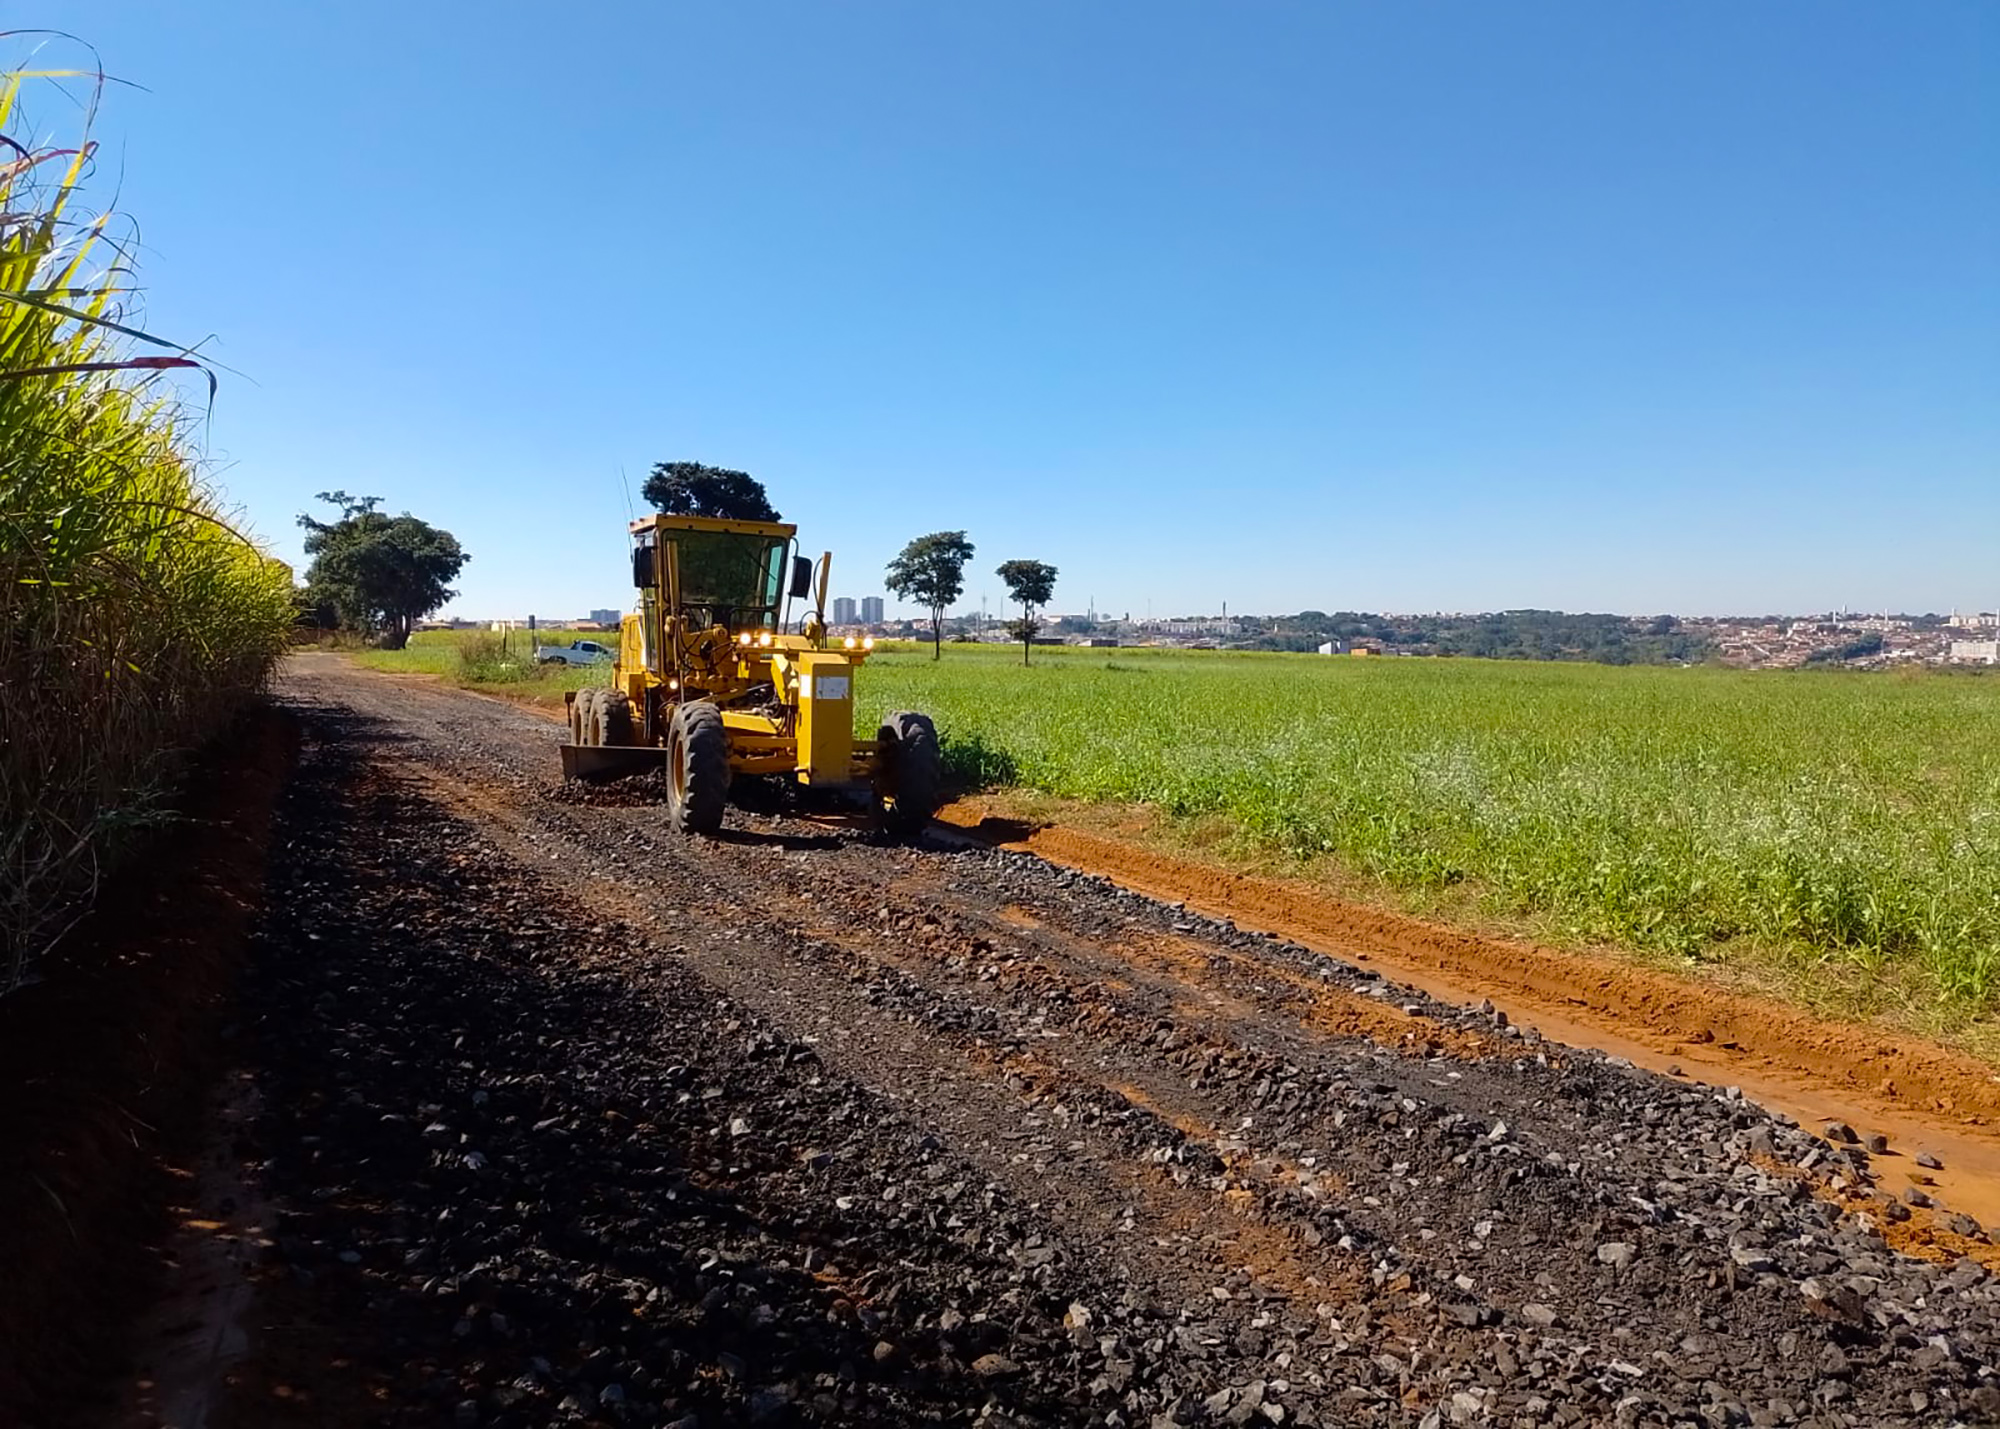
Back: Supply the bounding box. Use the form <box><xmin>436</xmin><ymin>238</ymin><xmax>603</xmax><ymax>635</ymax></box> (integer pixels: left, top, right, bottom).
<box><xmin>641</xmin><ymin>462</ymin><xmax>781</xmax><ymax>521</ymax></box>
<box><xmin>995</xmin><ymin>558</ymin><xmax>1058</xmax><ymax>666</ymax></box>
<box><xmin>297</xmin><ymin>491</ymin><xmax>469</xmax><ymax>649</ymax></box>
<box><xmin>885</xmin><ymin>531</ymin><xmax>976</xmax><ymax>660</ymax></box>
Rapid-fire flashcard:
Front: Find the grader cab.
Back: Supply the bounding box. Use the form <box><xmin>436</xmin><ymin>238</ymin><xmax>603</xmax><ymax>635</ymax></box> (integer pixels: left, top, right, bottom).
<box><xmin>560</xmin><ymin>513</ymin><xmax>941</xmax><ymax>837</ymax></box>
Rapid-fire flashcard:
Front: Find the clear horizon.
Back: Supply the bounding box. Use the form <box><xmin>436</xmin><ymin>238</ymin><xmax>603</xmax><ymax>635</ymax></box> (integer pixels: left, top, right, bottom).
<box><xmin>19</xmin><ymin>4</ymin><xmax>1997</xmax><ymax>622</ymax></box>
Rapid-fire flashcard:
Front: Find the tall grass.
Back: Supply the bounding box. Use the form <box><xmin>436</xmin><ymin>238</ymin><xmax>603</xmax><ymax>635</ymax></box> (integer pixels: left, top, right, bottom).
<box><xmin>0</xmin><ymin>50</ymin><xmax>294</xmax><ymax>994</ymax></box>
<box><xmin>861</xmin><ymin>644</ymin><xmax>2000</xmax><ymax>1018</ymax></box>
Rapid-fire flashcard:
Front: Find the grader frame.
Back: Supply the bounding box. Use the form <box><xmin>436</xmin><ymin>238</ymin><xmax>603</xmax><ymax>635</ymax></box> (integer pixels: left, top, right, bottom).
<box><xmin>561</xmin><ymin>513</ymin><xmax>939</xmax><ymax>836</ymax></box>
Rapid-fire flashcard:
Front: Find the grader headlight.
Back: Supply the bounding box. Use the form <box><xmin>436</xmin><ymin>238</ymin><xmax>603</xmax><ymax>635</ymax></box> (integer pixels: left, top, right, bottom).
<box><xmin>862</xmin><ymin>637</ymin><xmax>875</xmax><ymax>650</ymax></box>
<box><xmin>758</xmin><ymin>632</ymin><xmax>772</xmax><ymax>648</ymax></box>
<box><xmin>843</xmin><ymin>636</ymin><xmax>857</xmax><ymax>649</ymax></box>
<box><xmin>737</xmin><ymin>632</ymin><xmax>751</xmax><ymax>647</ymax></box>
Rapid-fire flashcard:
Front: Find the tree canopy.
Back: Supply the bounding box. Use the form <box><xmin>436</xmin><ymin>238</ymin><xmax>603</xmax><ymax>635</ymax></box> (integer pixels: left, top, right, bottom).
<box><xmin>1252</xmin><ymin>609</ymin><xmax>1715</xmax><ymax>664</ymax></box>
<box><xmin>885</xmin><ymin>530</ymin><xmax>976</xmax><ymax>660</ymax></box>
<box><xmin>641</xmin><ymin>462</ymin><xmax>781</xmax><ymax>522</ymax></box>
<box><xmin>996</xmin><ymin>558</ymin><xmax>1058</xmax><ymax>665</ymax></box>
<box><xmin>298</xmin><ymin>492</ymin><xmax>468</xmax><ymax>649</ymax></box>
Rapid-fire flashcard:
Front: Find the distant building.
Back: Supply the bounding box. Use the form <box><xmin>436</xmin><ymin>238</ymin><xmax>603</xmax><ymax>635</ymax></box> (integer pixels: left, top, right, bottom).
<box><xmin>1140</xmin><ymin>616</ymin><xmax>1244</xmax><ymax>638</ymax></box>
<box><xmin>831</xmin><ymin>597</ymin><xmax>857</xmax><ymax>626</ymax></box>
<box><xmin>1079</xmin><ymin>637</ymin><xmax>1119</xmax><ymax>647</ymax></box>
<box><xmin>1316</xmin><ymin>639</ymin><xmax>1348</xmax><ymax>655</ymax></box>
<box><xmin>860</xmin><ymin>596</ymin><xmax>885</xmax><ymax>625</ymax></box>
<box><xmin>589</xmin><ymin>607</ymin><xmax>621</xmax><ymax>626</ymax></box>
<box><xmin>1948</xmin><ymin>639</ymin><xmax>2000</xmax><ymax>665</ymax></box>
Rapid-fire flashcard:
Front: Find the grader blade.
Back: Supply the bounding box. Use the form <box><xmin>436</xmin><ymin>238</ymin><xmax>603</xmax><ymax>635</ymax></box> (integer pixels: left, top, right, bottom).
<box><xmin>559</xmin><ymin>743</ymin><xmax>666</xmax><ymax>781</ymax></box>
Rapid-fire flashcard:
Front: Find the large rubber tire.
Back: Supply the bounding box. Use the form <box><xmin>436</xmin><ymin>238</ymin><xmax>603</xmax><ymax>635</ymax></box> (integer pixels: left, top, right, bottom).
<box><xmin>875</xmin><ymin>711</ymin><xmax>941</xmax><ymax>838</ymax></box>
<box><xmin>668</xmin><ymin>701</ymin><xmax>729</xmax><ymax>836</ymax></box>
<box><xmin>573</xmin><ymin>688</ymin><xmax>600</xmax><ymax>745</ymax></box>
<box><xmin>600</xmin><ymin>688</ymin><xmax>633</xmax><ymax>747</ymax></box>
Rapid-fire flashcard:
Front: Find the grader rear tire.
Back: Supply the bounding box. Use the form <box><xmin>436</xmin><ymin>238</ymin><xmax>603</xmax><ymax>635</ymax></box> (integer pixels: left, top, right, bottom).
<box><xmin>572</xmin><ymin>688</ymin><xmax>599</xmax><ymax>745</ymax></box>
<box><xmin>876</xmin><ymin>711</ymin><xmax>941</xmax><ymax>838</ymax></box>
<box><xmin>668</xmin><ymin>701</ymin><xmax>729</xmax><ymax>836</ymax></box>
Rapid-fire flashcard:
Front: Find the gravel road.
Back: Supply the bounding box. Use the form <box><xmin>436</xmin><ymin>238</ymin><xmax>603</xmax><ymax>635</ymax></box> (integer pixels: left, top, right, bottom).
<box><xmin>219</xmin><ymin>657</ymin><xmax>2000</xmax><ymax>1428</ymax></box>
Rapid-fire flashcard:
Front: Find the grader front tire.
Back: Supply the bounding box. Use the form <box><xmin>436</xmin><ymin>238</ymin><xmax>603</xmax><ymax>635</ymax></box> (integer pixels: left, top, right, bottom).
<box><xmin>876</xmin><ymin>711</ymin><xmax>941</xmax><ymax>838</ymax></box>
<box><xmin>600</xmin><ymin>689</ymin><xmax>634</xmax><ymax>747</ymax></box>
<box><xmin>669</xmin><ymin>701</ymin><xmax>729</xmax><ymax>836</ymax></box>
<box><xmin>572</xmin><ymin>688</ymin><xmax>600</xmax><ymax>745</ymax></box>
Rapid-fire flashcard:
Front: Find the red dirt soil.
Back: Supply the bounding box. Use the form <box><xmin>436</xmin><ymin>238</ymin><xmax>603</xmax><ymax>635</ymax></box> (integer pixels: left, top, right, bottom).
<box><xmin>0</xmin><ymin>710</ymin><xmax>296</xmax><ymax>1426</ymax></box>
<box><xmin>938</xmin><ymin>800</ymin><xmax>2000</xmax><ymax>1231</ymax></box>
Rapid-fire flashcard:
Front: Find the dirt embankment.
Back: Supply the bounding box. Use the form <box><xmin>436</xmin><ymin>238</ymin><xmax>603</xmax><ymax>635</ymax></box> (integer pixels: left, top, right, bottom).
<box><xmin>0</xmin><ymin>711</ymin><xmax>296</xmax><ymax>1426</ymax></box>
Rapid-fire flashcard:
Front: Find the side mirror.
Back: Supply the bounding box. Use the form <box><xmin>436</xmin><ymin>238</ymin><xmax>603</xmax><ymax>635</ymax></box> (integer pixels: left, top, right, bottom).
<box><xmin>632</xmin><ymin>544</ymin><xmax>655</xmax><ymax>589</ymax></box>
<box><xmin>789</xmin><ymin>554</ymin><xmax>814</xmax><ymax>599</ymax></box>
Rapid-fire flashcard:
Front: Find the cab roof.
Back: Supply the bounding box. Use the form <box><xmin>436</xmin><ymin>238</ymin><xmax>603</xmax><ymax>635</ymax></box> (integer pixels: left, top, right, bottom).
<box><xmin>628</xmin><ymin>513</ymin><xmax>798</xmax><ymax>540</ymax></box>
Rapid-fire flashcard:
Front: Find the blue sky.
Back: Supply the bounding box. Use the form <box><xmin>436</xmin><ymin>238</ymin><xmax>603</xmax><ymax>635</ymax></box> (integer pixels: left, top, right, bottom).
<box><xmin>18</xmin><ymin>3</ymin><xmax>1997</xmax><ymax>620</ymax></box>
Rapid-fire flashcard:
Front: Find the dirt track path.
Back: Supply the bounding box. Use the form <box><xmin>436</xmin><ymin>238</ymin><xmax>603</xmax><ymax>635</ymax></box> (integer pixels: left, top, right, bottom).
<box><xmin>200</xmin><ymin>657</ymin><xmax>2000</xmax><ymax>1428</ymax></box>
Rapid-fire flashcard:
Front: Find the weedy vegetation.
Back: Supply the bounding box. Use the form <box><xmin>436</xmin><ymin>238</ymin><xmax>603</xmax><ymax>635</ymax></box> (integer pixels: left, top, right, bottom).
<box><xmin>0</xmin><ymin>50</ymin><xmax>293</xmax><ymax>994</ymax></box>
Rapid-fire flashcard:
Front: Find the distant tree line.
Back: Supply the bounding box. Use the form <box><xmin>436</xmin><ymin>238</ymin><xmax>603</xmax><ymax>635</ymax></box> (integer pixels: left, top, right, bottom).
<box><xmin>1804</xmin><ymin>633</ymin><xmax>1885</xmax><ymax>666</ymax></box>
<box><xmin>1247</xmin><ymin>610</ymin><xmax>1717</xmax><ymax>665</ymax></box>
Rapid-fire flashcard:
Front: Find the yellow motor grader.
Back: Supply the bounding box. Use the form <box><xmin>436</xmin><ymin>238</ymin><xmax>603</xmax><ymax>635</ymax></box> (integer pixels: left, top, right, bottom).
<box><xmin>560</xmin><ymin>513</ymin><xmax>941</xmax><ymax>837</ymax></box>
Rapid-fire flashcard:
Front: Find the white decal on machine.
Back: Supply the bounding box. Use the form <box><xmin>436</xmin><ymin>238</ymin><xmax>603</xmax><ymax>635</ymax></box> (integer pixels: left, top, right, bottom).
<box><xmin>813</xmin><ymin>675</ymin><xmax>851</xmax><ymax>701</ymax></box>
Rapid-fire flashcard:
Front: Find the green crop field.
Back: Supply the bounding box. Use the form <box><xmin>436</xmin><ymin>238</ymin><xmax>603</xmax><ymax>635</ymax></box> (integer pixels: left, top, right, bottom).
<box><xmin>1</xmin><ymin>62</ymin><xmax>294</xmax><ymax>994</ymax></box>
<box><xmin>861</xmin><ymin>645</ymin><xmax>2000</xmax><ymax>1018</ymax></box>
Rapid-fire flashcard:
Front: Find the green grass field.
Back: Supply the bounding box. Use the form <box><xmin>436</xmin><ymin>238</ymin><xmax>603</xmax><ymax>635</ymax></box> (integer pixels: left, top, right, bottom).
<box><xmin>349</xmin><ymin>628</ymin><xmax>613</xmax><ymax>695</ymax></box>
<box><xmin>353</xmin><ymin>632</ymin><xmax>2000</xmax><ymax>1020</ymax></box>
<box><xmin>861</xmin><ymin>644</ymin><xmax>2000</xmax><ymax>1018</ymax></box>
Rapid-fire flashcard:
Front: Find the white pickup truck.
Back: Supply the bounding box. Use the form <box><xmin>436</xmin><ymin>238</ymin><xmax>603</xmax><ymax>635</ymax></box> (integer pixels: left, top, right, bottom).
<box><xmin>533</xmin><ymin>639</ymin><xmax>614</xmax><ymax>666</ymax></box>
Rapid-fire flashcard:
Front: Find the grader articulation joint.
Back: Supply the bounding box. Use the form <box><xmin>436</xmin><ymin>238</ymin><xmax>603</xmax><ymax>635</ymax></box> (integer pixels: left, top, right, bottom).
<box><xmin>560</xmin><ymin>513</ymin><xmax>941</xmax><ymax>837</ymax></box>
